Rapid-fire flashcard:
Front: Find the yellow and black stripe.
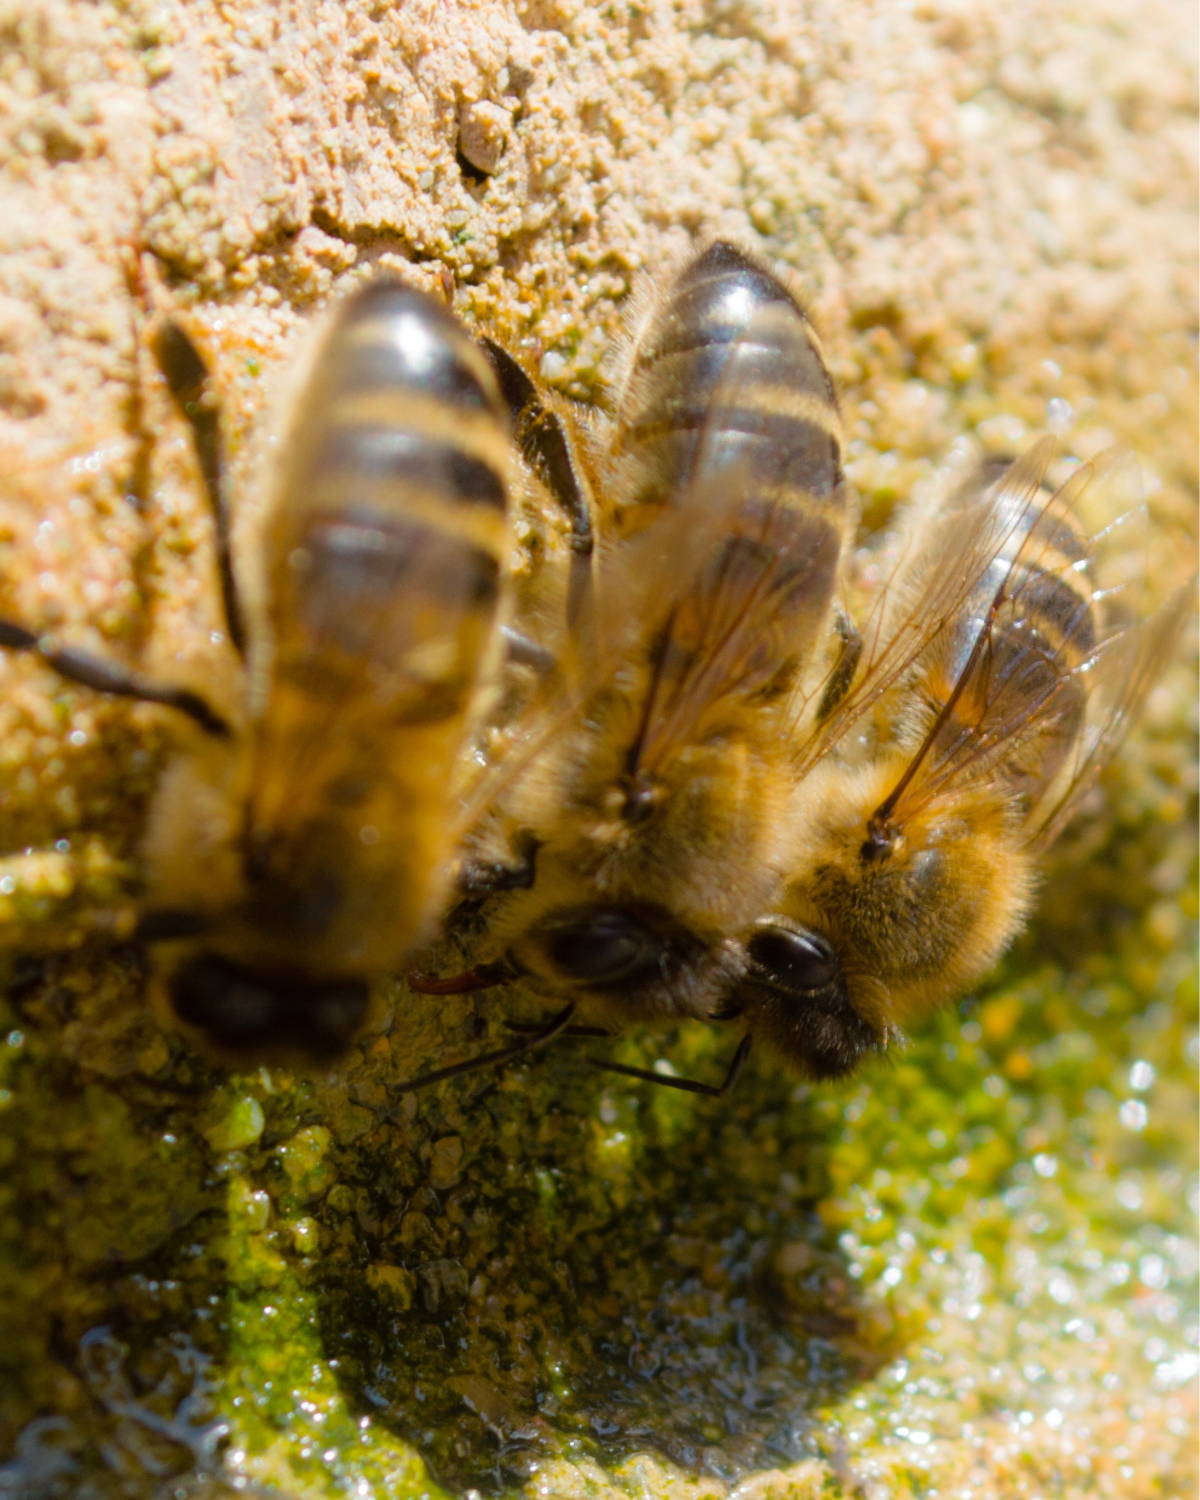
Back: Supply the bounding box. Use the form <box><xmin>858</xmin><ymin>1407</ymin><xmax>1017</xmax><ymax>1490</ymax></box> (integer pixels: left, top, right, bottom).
<box><xmin>266</xmin><ymin>277</ymin><xmax>511</xmax><ymax>723</ymax></box>
<box><xmin>922</xmin><ymin>460</ymin><xmax>1098</xmax><ymax>802</ymax></box>
<box><xmin>615</xmin><ymin>241</ymin><xmax>851</xmax><ymax>709</ymax></box>
<box><xmin>614</xmin><ymin>241</ymin><xmax>844</xmax><ymax>517</ymax></box>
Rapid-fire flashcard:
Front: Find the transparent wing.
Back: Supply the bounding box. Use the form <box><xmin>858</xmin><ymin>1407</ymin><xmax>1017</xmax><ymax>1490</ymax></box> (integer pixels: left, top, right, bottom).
<box><xmin>793</xmin><ymin>436</ymin><xmax>1058</xmax><ymax>778</ymax></box>
<box><xmin>1031</xmin><ymin>576</ymin><xmax>1193</xmax><ymax>849</ymax></box>
<box><xmin>449</xmin><ymin>430</ymin><xmax>743</xmax><ymax>834</ymax></box>
<box><xmin>617</xmin><ymin>300</ymin><xmax>852</xmax><ymax>781</ymax></box>
<box><xmin>878</xmin><ymin>450</ymin><xmax>1130</xmax><ymax>823</ymax></box>
<box><xmin>851</xmin><ymin>446</ymin><xmax>1190</xmax><ymax>846</ymax></box>
<box><xmin>455</xmin><ymin>299</ymin><xmax>853</xmax><ymax>826</ymax></box>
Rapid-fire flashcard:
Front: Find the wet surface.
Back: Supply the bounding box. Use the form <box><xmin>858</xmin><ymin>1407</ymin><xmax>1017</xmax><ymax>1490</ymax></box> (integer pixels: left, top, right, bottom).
<box><xmin>0</xmin><ymin>752</ymin><xmax>1195</xmax><ymax>1498</ymax></box>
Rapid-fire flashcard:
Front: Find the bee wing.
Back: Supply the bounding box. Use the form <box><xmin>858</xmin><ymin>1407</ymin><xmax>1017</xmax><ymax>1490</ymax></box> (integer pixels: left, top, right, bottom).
<box><xmin>1030</xmin><ymin>574</ymin><xmax>1193</xmax><ymax>849</ymax></box>
<box><xmin>455</xmin><ymin>299</ymin><xmax>850</xmax><ymax>822</ymax></box>
<box><xmin>858</xmin><ymin>446</ymin><xmax>1189</xmax><ymax>839</ymax></box>
<box><xmin>450</xmin><ymin>416</ymin><xmax>744</xmax><ymax>832</ymax></box>
<box><xmin>882</xmin><ymin>450</ymin><xmax>1131</xmax><ymax>817</ymax></box>
<box><xmin>616</xmin><ymin>300</ymin><xmax>852</xmax><ymax>779</ymax></box>
<box><xmin>794</xmin><ymin>436</ymin><xmax>1058</xmax><ymax>776</ymax></box>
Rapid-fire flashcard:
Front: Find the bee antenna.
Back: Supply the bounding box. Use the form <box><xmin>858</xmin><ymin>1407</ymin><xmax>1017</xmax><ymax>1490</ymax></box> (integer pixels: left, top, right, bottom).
<box><xmin>586</xmin><ymin>1033</ymin><xmax>752</xmax><ymax>1099</ymax></box>
<box><xmin>867</xmin><ymin>567</ymin><xmax>1009</xmax><ymax>838</ymax></box>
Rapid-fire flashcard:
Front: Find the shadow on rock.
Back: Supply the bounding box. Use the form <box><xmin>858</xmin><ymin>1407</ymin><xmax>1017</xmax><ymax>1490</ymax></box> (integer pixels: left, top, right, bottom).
<box><xmin>311</xmin><ymin>1002</ymin><xmax>902</xmax><ymax>1491</ymax></box>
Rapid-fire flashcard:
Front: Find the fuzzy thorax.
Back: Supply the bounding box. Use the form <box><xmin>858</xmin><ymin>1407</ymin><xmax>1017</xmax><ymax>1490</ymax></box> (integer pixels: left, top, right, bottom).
<box><xmin>470</xmin><ymin>708</ymin><xmax>794</xmax><ymax>1027</ymax></box>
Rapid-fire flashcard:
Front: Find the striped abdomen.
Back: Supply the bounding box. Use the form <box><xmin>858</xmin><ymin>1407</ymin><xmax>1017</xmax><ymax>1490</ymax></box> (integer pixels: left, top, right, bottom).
<box><xmin>265</xmin><ymin>278</ymin><xmax>510</xmax><ymax>726</ymax></box>
<box><xmin>613</xmin><ymin>240</ymin><xmax>844</xmax><ymax>521</ymax></box>
<box><xmin>925</xmin><ymin>464</ymin><xmax>1097</xmax><ymax>802</ymax></box>
<box><xmin>615</xmin><ymin>242</ymin><xmax>851</xmax><ymax>714</ymax></box>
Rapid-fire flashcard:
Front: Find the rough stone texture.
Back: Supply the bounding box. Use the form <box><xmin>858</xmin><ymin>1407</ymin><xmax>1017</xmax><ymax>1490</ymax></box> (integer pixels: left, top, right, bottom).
<box><xmin>0</xmin><ymin>1</ymin><xmax>1195</xmax><ymax>1498</ymax></box>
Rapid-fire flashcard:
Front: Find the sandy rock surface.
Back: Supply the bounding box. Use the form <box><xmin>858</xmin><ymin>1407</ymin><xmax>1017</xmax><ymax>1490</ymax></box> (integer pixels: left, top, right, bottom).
<box><xmin>0</xmin><ymin>0</ymin><xmax>1195</xmax><ymax>901</ymax></box>
<box><xmin>0</xmin><ymin>2</ymin><xmax>1195</xmax><ymax>1498</ymax></box>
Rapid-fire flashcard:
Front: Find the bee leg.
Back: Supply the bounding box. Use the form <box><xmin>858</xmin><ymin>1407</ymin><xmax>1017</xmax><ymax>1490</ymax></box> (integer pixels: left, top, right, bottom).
<box><xmin>391</xmin><ymin>1001</ymin><xmax>577</xmax><ymax>1095</ymax></box>
<box><xmin>501</xmin><ymin>626</ymin><xmax>556</xmax><ymax>675</ymax></box>
<box><xmin>505</xmin><ymin>1019</ymin><xmax>612</xmax><ymax>1039</ymax></box>
<box><xmin>457</xmin><ymin>838</ymin><xmax>538</xmax><ymax>897</ymax></box>
<box><xmin>150</xmin><ymin>318</ymin><xmax>246</xmax><ymax>658</ymax></box>
<box><xmin>563</xmin><ymin>529</ymin><xmax>595</xmax><ymax>647</ymax></box>
<box><xmin>586</xmin><ymin>1033</ymin><xmax>752</xmax><ymax>1099</ymax></box>
<box><xmin>134</xmin><ymin>908</ymin><xmax>214</xmax><ymax>941</ymax></box>
<box><xmin>0</xmin><ymin>620</ymin><xmax>231</xmax><ymax>738</ymax></box>
<box><xmin>815</xmin><ymin>606</ymin><xmax>863</xmax><ymax>722</ymax></box>
<box><xmin>479</xmin><ymin>338</ymin><xmax>536</xmax><ymax>424</ymax></box>
<box><xmin>479</xmin><ymin>337</ymin><xmax>595</xmax><ymax>643</ymax></box>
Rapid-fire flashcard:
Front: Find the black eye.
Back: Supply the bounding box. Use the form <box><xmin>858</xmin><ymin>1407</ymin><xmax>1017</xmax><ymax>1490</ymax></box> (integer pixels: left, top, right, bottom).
<box><xmin>739</xmin><ymin>922</ymin><xmax>876</xmax><ymax>1081</ymax></box>
<box><xmin>544</xmin><ymin>910</ymin><xmax>662</xmax><ymax>987</ymax></box>
<box><xmin>169</xmin><ymin>954</ymin><xmax>369</xmax><ymax>1063</ymax></box>
<box><xmin>747</xmin><ymin>924</ymin><xmax>840</xmax><ymax>995</ymax></box>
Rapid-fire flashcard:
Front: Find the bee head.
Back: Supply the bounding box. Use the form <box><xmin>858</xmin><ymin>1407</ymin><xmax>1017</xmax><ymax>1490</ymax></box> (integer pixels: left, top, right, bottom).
<box><xmin>732</xmin><ymin>837</ymin><xmax>971</xmax><ymax>1079</ymax></box>
<box><xmin>821</xmin><ymin>792</ymin><xmax>1033</xmax><ymax>1011</ymax></box>
<box><xmin>508</xmin><ymin>901</ymin><xmax>740</xmax><ymax>1023</ymax></box>
<box><xmin>746</xmin><ymin>765</ymin><xmax>1036</xmax><ymax>1077</ymax></box>
<box><xmin>165</xmin><ymin>951</ymin><xmax>370</xmax><ymax>1065</ymax></box>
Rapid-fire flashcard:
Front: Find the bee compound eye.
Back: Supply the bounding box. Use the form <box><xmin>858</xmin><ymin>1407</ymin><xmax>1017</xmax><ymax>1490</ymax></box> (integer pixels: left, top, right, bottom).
<box><xmin>169</xmin><ymin>954</ymin><xmax>369</xmax><ymax>1062</ymax></box>
<box><xmin>747</xmin><ymin>924</ymin><xmax>842</xmax><ymax>997</ymax></box>
<box><xmin>740</xmin><ymin>923</ymin><xmax>877</xmax><ymax>1080</ymax></box>
<box><xmin>544</xmin><ymin>909</ymin><xmax>661</xmax><ymax>987</ymax></box>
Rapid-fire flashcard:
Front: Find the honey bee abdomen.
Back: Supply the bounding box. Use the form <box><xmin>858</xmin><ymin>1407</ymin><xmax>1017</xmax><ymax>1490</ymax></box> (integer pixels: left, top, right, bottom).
<box><xmin>614</xmin><ymin>241</ymin><xmax>844</xmax><ymax>523</ymax></box>
<box><xmin>930</xmin><ymin>487</ymin><xmax>1099</xmax><ymax>799</ymax></box>
<box><xmin>308</xmin><ymin>426</ymin><xmax>506</xmax><ymax>510</ymax></box>
<box><xmin>721</xmin><ymin>498</ymin><xmax>844</xmax><ymax>635</ymax></box>
<box><xmin>658</xmin><ymin>504</ymin><xmax>844</xmax><ymax>710</ymax></box>
<box><xmin>266</xmin><ymin>278</ymin><xmax>511</xmax><ymax>706</ymax></box>
<box><xmin>618</xmin><ymin>246</ymin><xmax>854</xmax><ymax>770</ymax></box>
<box><xmin>1012</xmin><ymin>561</ymin><xmax>1096</xmax><ymax>657</ymax></box>
<box><xmin>283</xmin><ymin>511</ymin><xmax>499</xmax><ymax>708</ymax></box>
<box><xmin>983</xmin><ymin>489</ymin><xmax>1098</xmax><ymax>686</ymax></box>
<box><xmin>307</xmin><ymin>278</ymin><xmax>499</xmax><ymax>414</ymax></box>
<box><xmin>704</xmin><ymin>376</ymin><xmax>843</xmax><ymax>504</ymax></box>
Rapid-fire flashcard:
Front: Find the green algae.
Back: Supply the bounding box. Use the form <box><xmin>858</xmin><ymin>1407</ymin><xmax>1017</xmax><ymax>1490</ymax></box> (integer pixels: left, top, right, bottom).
<box><xmin>0</xmin><ymin>707</ymin><xmax>1195</xmax><ymax>1498</ymax></box>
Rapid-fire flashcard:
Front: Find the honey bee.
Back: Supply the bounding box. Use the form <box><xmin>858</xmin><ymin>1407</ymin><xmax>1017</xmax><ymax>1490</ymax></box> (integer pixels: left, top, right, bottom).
<box><xmin>728</xmin><ymin>441</ymin><xmax>1192</xmax><ymax>1080</ymax></box>
<box><xmin>404</xmin><ymin>362</ymin><xmax>1188</xmax><ymax>1096</ymax></box>
<box><xmin>402</xmin><ymin>239</ymin><xmax>861</xmax><ymax>1090</ymax></box>
<box><xmin>0</xmin><ymin>275</ymin><xmax>515</xmax><ymax>1064</ymax></box>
